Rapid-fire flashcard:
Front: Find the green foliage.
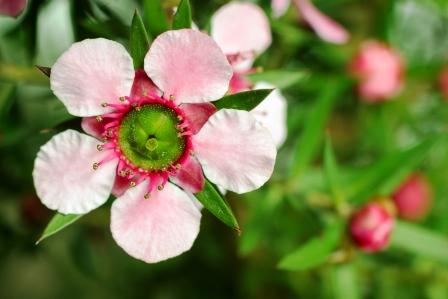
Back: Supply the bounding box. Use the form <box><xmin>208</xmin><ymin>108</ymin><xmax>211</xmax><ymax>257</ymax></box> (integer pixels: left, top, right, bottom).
<box><xmin>36</xmin><ymin>213</ymin><xmax>83</xmax><ymax>244</ymax></box>
<box><xmin>172</xmin><ymin>0</ymin><xmax>192</xmax><ymax>30</ymax></box>
<box><xmin>129</xmin><ymin>10</ymin><xmax>150</xmax><ymax>69</ymax></box>
<box><xmin>213</xmin><ymin>89</ymin><xmax>273</xmax><ymax>111</ymax></box>
<box><xmin>143</xmin><ymin>0</ymin><xmax>169</xmax><ymax>38</ymax></box>
<box><xmin>195</xmin><ymin>179</ymin><xmax>240</xmax><ymax>231</ymax></box>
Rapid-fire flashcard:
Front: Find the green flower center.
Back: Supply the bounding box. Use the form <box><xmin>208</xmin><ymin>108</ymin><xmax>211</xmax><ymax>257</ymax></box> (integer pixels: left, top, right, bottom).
<box><xmin>118</xmin><ymin>104</ymin><xmax>187</xmax><ymax>171</ymax></box>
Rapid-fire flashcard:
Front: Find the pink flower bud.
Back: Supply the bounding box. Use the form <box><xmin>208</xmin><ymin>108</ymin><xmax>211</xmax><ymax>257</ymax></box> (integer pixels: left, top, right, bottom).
<box><xmin>392</xmin><ymin>174</ymin><xmax>432</xmax><ymax>221</ymax></box>
<box><xmin>350</xmin><ymin>203</ymin><xmax>394</xmax><ymax>252</ymax></box>
<box><xmin>350</xmin><ymin>41</ymin><xmax>404</xmax><ymax>102</ymax></box>
<box><xmin>439</xmin><ymin>67</ymin><xmax>448</xmax><ymax>99</ymax></box>
<box><xmin>0</xmin><ymin>0</ymin><xmax>27</xmax><ymax>18</ymax></box>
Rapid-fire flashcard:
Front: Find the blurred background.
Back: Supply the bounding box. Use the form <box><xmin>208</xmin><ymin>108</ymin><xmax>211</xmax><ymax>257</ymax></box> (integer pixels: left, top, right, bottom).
<box><xmin>1</xmin><ymin>0</ymin><xmax>448</xmax><ymax>298</ymax></box>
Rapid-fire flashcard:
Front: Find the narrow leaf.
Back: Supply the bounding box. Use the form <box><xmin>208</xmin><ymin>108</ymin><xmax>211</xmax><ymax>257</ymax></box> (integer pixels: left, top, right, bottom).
<box><xmin>391</xmin><ymin>220</ymin><xmax>448</xmax><ymax>263</ymax></box>
<box><xmin>213</xmin><ymin>89</ymin><xmax>273</xmax><ymax>111</ymax></box>
<box><xmin>130</xmin><ymin>10</ymin><xmax>151</xmax><ymax>69</ymax></box>
<box><xmin>278</xmin><ymin>220</ymin><xmax>344</xmax><ymax>271</ymax></box>
<box><xmin>172</xmin><ymin>0</ymin><xmax>192</xmax><ymax>30</ymax></box>
<box><xmin>143</xmin><ymin>0</ymin><xmax>169</xmax><ymax>37</ymax></box>
<box><xmin>290</xmin><ymin>80</ymin><xmax>346</xmax><ymax>178</ymax></box>
<box><xmin>35</xmin><ymin>65</ymin><xmax>51</xmax><ymax>77</ymax></box>
<box><xmin>36</xmin><ymin>213</ymin><xmax>83</xmax><ymax>244</ymax></box>
<box><xmin>324</xmin><ymin>136</ymin><xmax>344</xmax><ymax>205</ymax></box>
<box><xmin>345</xmin><ymin>136</ymin><xmax>440</xmax><ymax>204</ymax></box>
<box><xmin>195</xmin><ymin>179</ymin><xmax>240</xmax><ymax>232</ymax></box>
<box><xmin>247</xmin><ymin>70</ymin><xmax>309</xmax><ymax>89</ymax></box>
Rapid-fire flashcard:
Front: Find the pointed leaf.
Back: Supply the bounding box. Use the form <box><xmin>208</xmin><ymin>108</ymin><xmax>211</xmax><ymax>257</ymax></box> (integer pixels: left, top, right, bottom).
<box><xmin>330</xmin><ymin>263</ymin><xmax>360</xmax><ymax>299</ymax></box>
<box><xmin>194</xmin><ymin>179</ymin><xmax>240</xmax><ymax>232</ymax></box>
<box><xmin>247</xmin><ymin>70</ymin><xmax>309</xmax><ymax>89</ymax></box>
<box><xmin>324</xmin><ymin>136</ymin><xmax>344</xmax><ymax>205</ymax></box>
<box><xmin>391</xmin><ymin>220</ymin><xmax>448</xmax><ymax>263</ymax></box>
<box><xmin>36</xmin><ymin>213</ymin><xmax>83</xmax><ymax>244</ymax></box>
<box><xmin>130</xmin><ymin>10</ymin><xmax>151</xmax><ymax>69</ymax></box>
<box><xmin>291</xmin><ymin>80</ymin><xmax>347</xmax><ymax>178</ymax></box>
<box><xmin>143</xmin><ymin>0</ymin><xmax>169</xmax><ymax>37</ymax></box>
<box><xmin>172</xmin><ymin>0</ymin><xmax>192</xmax><ymax>30</ymax></box>
<box><xmin>278</xmin><ymin>220</ymin><xmax>344</xmax><ymax>271</ymax></box>
<box><xmin>35</xmin><ymin>65</ymin><xmax>51</xmax><ymax>77</ymax></box>
<box><xmin>345</xmin><ymin>136</ymin><xmax>441</xmax><ymax>204</ymax></box>
<box><xmin>213</xmin><ymin>89</ymin><xmax>273</xmax><ymax>111</ymax></box>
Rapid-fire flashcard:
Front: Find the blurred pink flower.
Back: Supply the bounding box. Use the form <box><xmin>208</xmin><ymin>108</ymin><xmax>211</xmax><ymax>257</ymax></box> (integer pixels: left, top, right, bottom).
<box><xmin>439</xmin><ymin>66</ymin><xmax>448</xmax><ymax>99</ymax></box>
<box><xmin>350</xmin><ymin>41</ymin><xmax>404</xmax><ymax>102</ymax></box>
<box><xmin>211</xmin><ymin>2</ymin><xmax>287</xmax><ymax>147</ymax></box>
<box><xmin>33</xmin><ymin>29</ymin><xmax>277</xmax><ymax>263</ymax></box>
<box><xmin>0</xmin><ymin>0</ymin><xmax>27</xmax><ymax>17</ymax></box>
<box><xmin>350</xmin><ymin>203</ymin><xmax>394</xmax><ymax>252</ymax></box>
<box><xmin>392</xmin><ymin>174</ymin><xmax>432</xmax><ymax>221</ymax></box>
<box><xmin>271</xmin><ymin>0</ymin><xmax>349</xmax><ymax>44</ymax></box>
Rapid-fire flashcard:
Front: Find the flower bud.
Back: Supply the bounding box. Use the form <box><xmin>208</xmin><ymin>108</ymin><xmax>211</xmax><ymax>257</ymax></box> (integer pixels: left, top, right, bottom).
<box><xmin>349</xmin><ymin>203</ymin><xmax>394</xmax><ymax>252</ymax></box>
<box><xmin>439</xmin><ymin>67</ymin><xmax>448</xmax><ymax>99</ymax></box>
<box><xmin>392</xmin><ymin>173</ymin><xmax>432</xmax><ymax>221</ymax></box>
<box><xmin>349</xmin><ymin>41</ymin><xmax>404</xmax><ymax>102</ymax></box>
<box><xmin>0</xmin><ymin>0</ymin><xmax>27</xmax><ymax>18</ymax></box>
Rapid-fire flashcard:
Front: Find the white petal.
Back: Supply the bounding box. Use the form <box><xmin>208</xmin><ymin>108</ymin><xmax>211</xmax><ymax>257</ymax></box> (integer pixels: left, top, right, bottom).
<box><xmin>33</xmin><ymin>130</ymin><xmax>118</xmax><ymax>214</ymax></box>
<box><xmin>252</xmin><ymin>82</ymin><xmax>287</xmax><ymax>148</ymax></box>
<box><xmin>111</xmin><ymin>181</ymin><xmax>201</xmax><ymax>263</ymax></box>
<box><xmin>50</xmin><ymin>38</ymin><xmax>135</xmax><ymax>117</ymax></box>
<box><xmin>193</xmin><ymin>109</ymin><xmax>277</xmax><ymax>193</ymax></box>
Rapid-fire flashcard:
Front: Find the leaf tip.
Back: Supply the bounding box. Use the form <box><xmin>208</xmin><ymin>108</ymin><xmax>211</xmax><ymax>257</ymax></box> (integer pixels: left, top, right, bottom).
<box><xmin>35</xmin><ymin>65</ymin><xmax>51</xmax><ymax>77</ymax></box>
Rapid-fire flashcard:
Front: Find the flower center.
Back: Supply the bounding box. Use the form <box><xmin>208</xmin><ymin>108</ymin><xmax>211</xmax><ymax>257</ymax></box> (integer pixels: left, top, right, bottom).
<box><xmin>118</xmin><ymin>104</ymin><xmax>186</xmax><ymax>171</ymax></box>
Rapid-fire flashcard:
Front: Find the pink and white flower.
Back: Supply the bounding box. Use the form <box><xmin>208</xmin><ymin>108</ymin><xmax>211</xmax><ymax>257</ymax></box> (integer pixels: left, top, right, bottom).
<box><xmin>271</xmin><ymin>0</ymin><xmax>349</xmax><ymax>44</ymax></box>
<box><xmin>349</xmin><ymin>41</ymin><xmax>404</xmax><ymax>102</ymax></box>
<box><xmin>211</xmin><ymin>1</ymin><xmax>287</xmax><ymax>147</ymax></box>
<box><xmin>0</xmin><ymin>0</ymin><xmax>27</xmax><ymax>17</ymax></box>
<box><xmin>33</xmin><ymin>29</ymin><xmax>277</xmax><ymax>263</ymax></box>
<box><xmin>349</xmin><ymin>203</ymin><xmax>394</xmax><ymax>253</ymax></box>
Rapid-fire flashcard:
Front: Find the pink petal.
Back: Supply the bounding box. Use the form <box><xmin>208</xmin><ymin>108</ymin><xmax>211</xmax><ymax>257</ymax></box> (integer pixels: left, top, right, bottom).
<box><xmin>211</xmin><ymin>2</ymin><xmax>272</xmax><ymax>56</ymax></box>
<box><xmin>0</xmin><ymin>0</ymin><xmax>27</xmax><ymax>17</ymax></box>
<box><xmin>294</xmin><ymin>0</ymin><xmax>349</xmax><ymax>44</ymax></box>
<box><xmin>51</xmin><ymin>38</ymin><xmax>135</xmax><ymax>117</ymax></box>
<box><xmin>193</xmin><ymin>109</ymin><xmax>277</xmax><ymax>193</ymax></box>
<box><xmin>111</xmin><ymin>175</ymin><xmax>132</xmax><ymax>198</ymax></box>
<box><xmin>252</xmin><ymin>82</ymin><xmax>287</xmax><ymax>148</ymax></box>
<box><xmin>181</xmin><ymin>102</ymin><xmax>217</xmax><ymax>134</ymax></box>
<box><xmin>81</xmin><ymin>117</ymin><xmax>104</xmax><ymax>139</ymax></box>
<box><xmin>110</xmin><ymin>181</ymin><xmax>201</xmax><ymax>263</ymax></box>
<box><xmin>144</xmin><ymin>29</ymin><xmax>232</xmax><ymax>104</ymax></box>
<box><xmin>171</xmin><ymin>156</ymin><xmax>205</xmax><ymax>193</ymax></box>
<box><xmin>272</xmin><ymin>0</ymin><xmax>291</xmax><ymax>18</ymax></box>
<box><xmin>130</xmin><ymin>69</ymin><xmax>161</xmax><ymax>98</ymax></box>
<box><xmin>33</xmin><ymin>130</ymin><xmax>118</xmax><ymax>214</ymax></box>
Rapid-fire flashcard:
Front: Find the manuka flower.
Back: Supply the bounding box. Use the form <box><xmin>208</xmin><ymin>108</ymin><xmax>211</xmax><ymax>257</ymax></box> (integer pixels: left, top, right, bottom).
<box><xmin>33</xmin><ymin>29</ymin><xmax>277</xmax><ymax>263</ymax></box>
<box><xmin>211</xmin><ymin>1</ymin><xmax>287</xmax><ymax>147</ymax></box>
<box><xmin>349</xmin><ymin>41</ymin><xmax>404</xmax><ymax>102</ymax></box>
<box><xmin>271</xmin><ymin>0</ymin><xmax>349</xmax><ymax>44</ymax></box>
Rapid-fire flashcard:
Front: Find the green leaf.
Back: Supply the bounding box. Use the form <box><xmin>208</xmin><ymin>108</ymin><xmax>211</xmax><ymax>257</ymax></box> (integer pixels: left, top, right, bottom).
<box><xmin>330</xmin><ymin>263</ymin><xmax>360</xmax><ymax>299</ymax></box>
<box><xmin>143</xmin><ymin>0</ymin><xmax>169</xmax><ymax>37</ymax></box>
<box><xmin>130</xmin><ymin>10</ymin><xmax>151</xmax><ymax>69</ymax></box>
<box><xmin>278</xmin><ymin>220</ymin><xmax>344</xmax><ymax>271</ymax></box>
<box><xmin>290</xmin><ymin>80</ymin><xmax>346</xmax><ymax>178</ymax></box>
<box><xmin>36</xmin><ymin>213</ymin><xmax>83</xmax><ymax>244</ymax></box>
<box><xmin>194</xmin><ymin>179</ymin><xmax>240</xmax><ymax>232</ymax></box>
<box><xmin>213</xmin><ymin>89</ymin><xmax>273</xmax><ymax>111</ymax></box>
<box><xmin>391</xmin><ymin>220</ymin><xmax>448</xmax><ymax>263</ymax></box>
<box><xmin>172</xmin><ymin>0</ymin><xmax>192</xmax><ymax>30</ymax></box>
<box><xmin>36</xmin><ymin>65</ymin><xmax>51</xmax><ymax>77</ymax></box>
<box><xmin>247</xmin><ymin>70</ymin><xmax>309</xmax><ymax>89</ymax></box>
<box><xmin>345</xmin><ymin>136</ymin><xmax>440</xmax><ymax>204</ymax></box>
<box><xmin>324</xmin><ymin>136</ymin><xmax>344</xmax><ymax>205</ymax></box>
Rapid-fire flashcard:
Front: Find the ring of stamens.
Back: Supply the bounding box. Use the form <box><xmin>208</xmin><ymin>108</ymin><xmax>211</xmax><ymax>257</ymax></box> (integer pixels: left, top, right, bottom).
<box><xmin>92</xmin><ymin>94</ymin><xmax>193</xmax><ymax>197</ymax></box>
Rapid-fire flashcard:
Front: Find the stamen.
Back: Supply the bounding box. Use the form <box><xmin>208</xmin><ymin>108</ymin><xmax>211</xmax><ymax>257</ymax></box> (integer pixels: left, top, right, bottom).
<box><xmin>96</xmin><ymin>116</ymin><xmax>103</xmax><ymax>122</ymax></box>
<box><xmin>119</xmin><ymin>96</ymin><xmax>126</xmax><ymax>102</ymax></box>
<box><xmin>169</xmin><ymin>95</ymin><xmax>175</xmax><ymax>101</ymax></box>
<box><xmin>130</xmin><ymin>181</ymin><xmax>136</xmax><ymax>187</ymax></box>
<box><xmin>97</xmin><ymin>144</ymin><xmax>103</xmax><ymax>151</ymax></box>
<box><xmin>101</xmin><ymin>102</ymin><xmax>108</xmax><ymax>107</ymax></box>
<box><xmin>92</xmin><ymin>162</ymin><xmax>99</xmax><ymax>170</ymax></box>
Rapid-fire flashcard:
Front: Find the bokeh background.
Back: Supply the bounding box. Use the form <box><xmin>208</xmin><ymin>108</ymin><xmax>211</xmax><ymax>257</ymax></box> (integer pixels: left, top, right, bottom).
<box><xmin>1</xmin><ymin>0</ymin><xmax>448</xmax><ymax>298</ymax></box>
